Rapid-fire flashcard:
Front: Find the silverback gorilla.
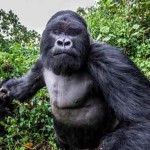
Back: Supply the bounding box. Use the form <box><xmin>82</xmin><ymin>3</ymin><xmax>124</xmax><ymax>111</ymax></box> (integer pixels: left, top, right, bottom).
<box><xmin>0</xmin><ymin>10</ymin><xmax>150</xmax><ymax>149</ymax></box>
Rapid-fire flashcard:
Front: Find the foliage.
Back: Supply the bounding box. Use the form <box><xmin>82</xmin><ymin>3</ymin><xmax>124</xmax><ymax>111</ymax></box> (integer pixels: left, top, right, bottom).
<box><xmin>0</xmin><ymin>43</ymin><xmax>57</xmax><ymax>149</ymax></box>
<box><xmin>0</xmin><ymin>9</ymin><xmax>40</xmax><ymax>49</ymax></box>
<box><xmin>0</xmin><ymin>10</ymin><xmax>56</xmax><ymax>149</ymax></box>
<box><xmin>77</xmin><ymin>0</ymin><xmax>150</xmax><ymax>78</ymax></box>
<box><xmin>1</xmin><ymin>91</ymin><xmax>56</xmax><ymax>149</ymax></box>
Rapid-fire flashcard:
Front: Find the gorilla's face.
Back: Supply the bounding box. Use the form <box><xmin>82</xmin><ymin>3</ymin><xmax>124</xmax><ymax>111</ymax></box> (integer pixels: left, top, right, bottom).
<box><xmin>40</xmin><ymin>11</ymin><xmax>90</xmax><ymax>75</ymax></box>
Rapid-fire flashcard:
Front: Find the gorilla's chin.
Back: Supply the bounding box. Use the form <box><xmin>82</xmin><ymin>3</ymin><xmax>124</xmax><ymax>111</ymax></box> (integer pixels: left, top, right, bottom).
<box><xmin>47</xmin><ymin>54</ymin><xmax>82</xmax><ymax>75</ymax></box>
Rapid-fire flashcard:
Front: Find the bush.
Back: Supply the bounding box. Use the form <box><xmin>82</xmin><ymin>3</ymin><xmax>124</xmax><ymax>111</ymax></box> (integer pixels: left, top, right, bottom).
<box><xmin>0</xmin><ymin>44</ymin><xmax>57</xmax><ymax>149</ymax></box>
<box><xmin>0</xmin><ymin>10</ymin><xmax>56</xmax><ymax>149</ymax></box>
<box><xmin>78</xmin><ymin>0</ymin><xmax>150</xmax><ymax>78</ymax></box>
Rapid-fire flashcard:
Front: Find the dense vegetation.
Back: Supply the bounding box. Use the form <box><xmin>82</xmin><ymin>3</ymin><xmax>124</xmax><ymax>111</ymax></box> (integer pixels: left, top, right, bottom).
<box><xmin>0</xmin><ymin>9</ymin><xmax>56</xmax><ymax>150</ymax></box>
<box><xmin>0</xmin><ymin>0</ymin><xmax>149</xmax><ymax>149</ymax></box>
<box><xmin>78</xmin><ymin>0</ymin><xmax>150</xmax><ymax>77</ymax></box>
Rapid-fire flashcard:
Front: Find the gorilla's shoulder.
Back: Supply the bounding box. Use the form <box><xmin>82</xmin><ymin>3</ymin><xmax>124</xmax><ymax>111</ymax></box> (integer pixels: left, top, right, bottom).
<box><xmin>88</xmin><ymin>42</ymin><xmax>124</xmax><ymax>64</ymax></box>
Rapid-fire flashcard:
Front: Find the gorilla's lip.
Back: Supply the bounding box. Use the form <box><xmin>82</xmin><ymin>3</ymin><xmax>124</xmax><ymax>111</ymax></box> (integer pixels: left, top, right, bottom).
<box><xmin>53</xmin><ymin>51</ymin><xmax>77</xmax><ymax>57</ymax></box>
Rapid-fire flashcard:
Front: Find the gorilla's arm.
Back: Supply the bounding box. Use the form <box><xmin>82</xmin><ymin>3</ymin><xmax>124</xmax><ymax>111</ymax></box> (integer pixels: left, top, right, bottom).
<box><xmin>0</xmin><ymin>58</ymin><xmax>45</xmax><ymax>101</ymax></box>
<box><xmin>88</xmin><ymin>42</ymin><xmax>150</xmax><ymax>123</ymax></box>
<box><xmin>101</xmin><ymin>123</ymin><xmax>150</xmax><ymax>150</ymax></box>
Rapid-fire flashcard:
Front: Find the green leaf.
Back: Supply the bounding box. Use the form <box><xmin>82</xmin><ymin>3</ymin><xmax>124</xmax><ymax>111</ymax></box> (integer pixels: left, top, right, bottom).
<box><xmin>132</xmin><ymin>24</ymin><xmax>140</xmax><ymax>30</ymax></box>
<box><xmin>96</xmin><ymin>34</ymin><xmax>102</xmax><ymax>41</ymax></box>
<box><xmin>103</xmin><ymin>36</ymin><xmax>111</xmax><ymax>42</ymax></box>
<box><xmin>100</xmin><ymin>26</ymin><xmax>110</xmax><ymax>33</ymax></box>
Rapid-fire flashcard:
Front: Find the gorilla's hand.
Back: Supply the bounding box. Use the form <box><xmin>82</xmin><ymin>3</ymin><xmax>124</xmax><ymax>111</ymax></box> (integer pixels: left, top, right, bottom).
<box><xmin>0</xmin><ymin>80</ymin><xmax>12</xmax><ymax>114</ymax></box>
<box><xmin>0</xmin><ymin>79</ymin><xmax>11</xmax><ymax>102</ymax></box>
<box><xmin>0</xmin><ymin>87</ymin><xmax>10</xmax><ymax>100</ymax></box>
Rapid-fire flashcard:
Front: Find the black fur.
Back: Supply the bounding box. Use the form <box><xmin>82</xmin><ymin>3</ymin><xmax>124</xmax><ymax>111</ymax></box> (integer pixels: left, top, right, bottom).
<box><xmin>47</xmin><ymin>10</ymin><xmax>87</xmax><ymax>28</ymax></box>
<box><xmin>0</xmin><ymin>79</ymin><xmax>13</xmax><ymax>136</ymax></box>
<box><xmin>1</xmin><ymin>59</ymin><xmax>45</xmax><ymax>101</ymax></box>
<box><xmin>0</xmin><ymin>10</ymin><xmax>150</xmax><ymax>149</ymax></box>
<box><xmin>88</xmin><ymin>43</ymin><xmax>150</xmax><ymax>149</ymax></box>
<box><xmin>88</xmin><ymin>43</ymin><xmax>150</xmax><ymax>122</ymax></box>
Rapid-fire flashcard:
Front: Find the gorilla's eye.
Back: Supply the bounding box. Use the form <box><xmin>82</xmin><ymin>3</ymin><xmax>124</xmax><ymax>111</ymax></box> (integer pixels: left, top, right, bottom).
<box><xmin>52</xmin><ymin>29</ymin><xmax>61</xmax><ymax>35</ymax></box>
<box><xmin>68</xmin><ymin>28</ymin><xmax>82</xmax><ymax>36</ymax></box>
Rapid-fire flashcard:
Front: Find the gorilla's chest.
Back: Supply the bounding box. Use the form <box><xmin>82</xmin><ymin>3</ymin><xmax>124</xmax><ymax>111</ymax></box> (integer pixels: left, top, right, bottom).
<box><xmin>43</xmin><ymin>69</ymin><xmax>104</xmax><ymax>126</ymax></box>
<box><xmin>43</xmin><ymin>69</ymin><xmax>93</xmax><ymax>109</ymax></box>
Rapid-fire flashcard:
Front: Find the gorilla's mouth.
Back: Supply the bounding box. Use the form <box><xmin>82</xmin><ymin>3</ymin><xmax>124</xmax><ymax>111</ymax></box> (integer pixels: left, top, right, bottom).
<box><xmin>53</xmin><ymin>50</ymin><xmax>77</xmax><ymax>58</ymax></box>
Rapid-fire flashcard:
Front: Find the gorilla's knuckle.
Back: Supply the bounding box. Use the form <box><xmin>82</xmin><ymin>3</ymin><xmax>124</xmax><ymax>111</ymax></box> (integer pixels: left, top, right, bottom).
<box><xmin>0</xmin><ymin>87</ymin><xmax>10</xmax><ymax>99</ymax></box>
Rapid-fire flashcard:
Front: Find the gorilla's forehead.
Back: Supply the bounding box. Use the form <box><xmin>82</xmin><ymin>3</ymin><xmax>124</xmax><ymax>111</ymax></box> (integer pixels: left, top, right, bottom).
<box><xmin>47</xmin><ymin>18</ymin><xmax>86</xmax><ymax>31</ymax></box>
<box><xmin>48</xmin><ymin>10</ymin><xmax>87</xmax><ymax>26</ymax></box>
<box><xmin>47</xmin><ymin>13</ymin><xmax>87</xmax><ymax>29</ymax></box>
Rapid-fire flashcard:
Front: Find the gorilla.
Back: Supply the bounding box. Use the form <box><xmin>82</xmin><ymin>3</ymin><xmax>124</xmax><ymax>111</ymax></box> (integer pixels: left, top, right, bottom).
<box><xmin>0</xmin><ymin>10</ymin><xmax>150</xmax><ymax>149</ymax></box>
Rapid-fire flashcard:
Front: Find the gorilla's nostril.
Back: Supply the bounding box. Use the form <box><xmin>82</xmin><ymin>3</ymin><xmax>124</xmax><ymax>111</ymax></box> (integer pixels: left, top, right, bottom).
<box><xmin>56</xmin><ymin>39</ymin><xmax>72</xmax><ymax>48</ymax></box>
<box><xmin>57</xmin><ymin>40</ymin><xmax>63</xmax><ymax>46</ymax></box>
<box><xmin>65</xmin><ymin>41</ymin><xmax>71</xmax><ymax>46</ymax></box>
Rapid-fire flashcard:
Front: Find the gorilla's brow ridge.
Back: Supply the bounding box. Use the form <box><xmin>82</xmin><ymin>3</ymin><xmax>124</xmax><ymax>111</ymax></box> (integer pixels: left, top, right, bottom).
<box><xmin>47</xmin><ymin>10</ymin><xmax>87</xmax><ymax>28</ymax></box>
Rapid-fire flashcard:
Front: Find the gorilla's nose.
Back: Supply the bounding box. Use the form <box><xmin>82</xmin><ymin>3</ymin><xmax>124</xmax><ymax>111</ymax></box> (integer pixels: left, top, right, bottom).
<box><xmin>56</xmin><ymin>38</ymin><xmax>72</xmax><ymax>49</ymax></box>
